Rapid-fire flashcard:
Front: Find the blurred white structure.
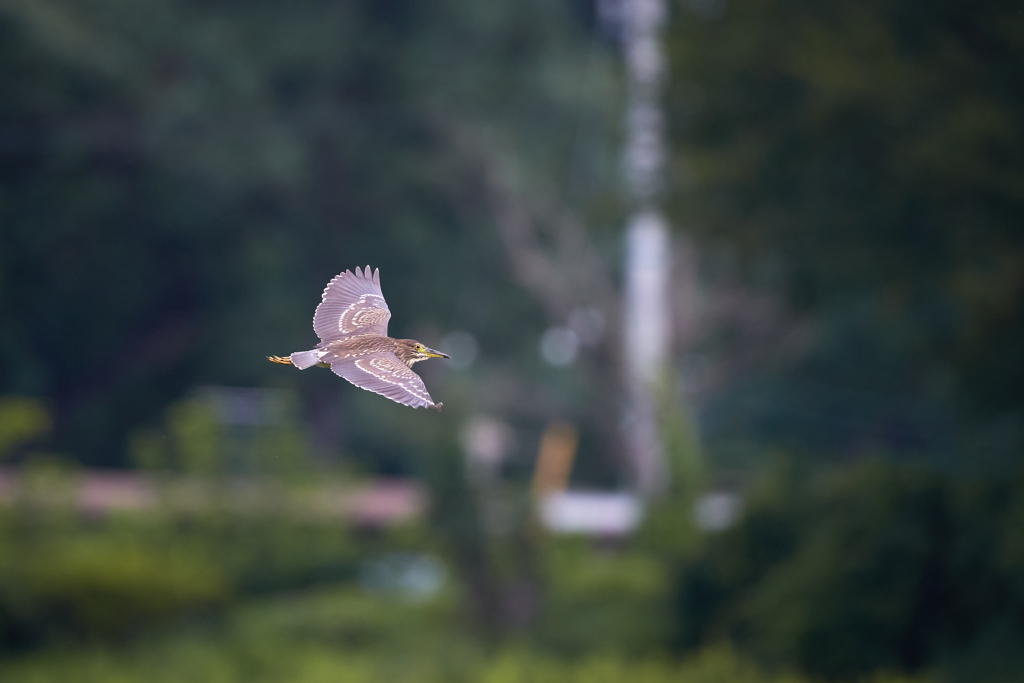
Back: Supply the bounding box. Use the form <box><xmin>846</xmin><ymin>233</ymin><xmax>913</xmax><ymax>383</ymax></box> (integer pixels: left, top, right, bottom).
<box><xmin>462</xmin><ymin>415</ymin><xmax>519</xmax><ymax>536</ymax></box>
<box><xmin>540</xmin><ymin>326</ymin><xmax>580</xmax><ymax>366</ymax></box>
<box><xmin>620</xmin><ymin>0</ymin><xmax>672</xmax><ymax>497</ymax></box>
<box><xmin>539</xmin><ymin>491</ymin><xmax>643</xmax><ymax>536</ymax></box>
<box><xmin>359</xmin><ymin>552</ymin><xmax>445</xmax><ymax>601</ymax></box>
<box><xmin>461</xmin><ymin>415</ymin><xmax>516</xmax><ymax>485</ymax></box>
<box><xmin>694</xmin><ymin>491</ymin><xmax>742</xmax><ymax>531</ymax></box>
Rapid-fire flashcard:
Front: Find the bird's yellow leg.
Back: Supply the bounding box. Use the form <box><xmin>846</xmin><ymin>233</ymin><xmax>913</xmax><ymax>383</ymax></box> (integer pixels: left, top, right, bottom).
<box><xmin>268</xmin><ymin>355</ymin><xmax>293</xmax><ymax>365</ymax></box>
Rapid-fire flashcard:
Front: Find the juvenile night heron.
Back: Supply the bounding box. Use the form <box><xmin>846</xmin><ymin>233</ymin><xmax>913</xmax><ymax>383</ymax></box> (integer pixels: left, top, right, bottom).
<box><xmin>269</xmin><ymin>266</ymin><xmax>449</xmax><ymax>411</ymax></box>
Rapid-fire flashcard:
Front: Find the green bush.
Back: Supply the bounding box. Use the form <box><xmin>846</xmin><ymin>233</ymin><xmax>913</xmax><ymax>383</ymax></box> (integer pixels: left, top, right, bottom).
<box><xmin>672</xmin><ymin>461</ymin><xmax>1024</xmax><ymax>681</ymax></box>
<box><xmin>536</xmin><ymin>539</ymin><xmax>671</xmax><ymax>657</ymax></box>
<box><xmin>0</xmin><ymin>496</ymin><xmax>421</xmax><ymax>650</ymax></box>
<box><xmin>0</xmin><ymin>537</ymin><xmax>227</xmax><ymax>643</ymax></box>
<box><xmin>0</xmin><ymin>584</ymin><xmax>913</xmax><ymax>683</ymax></box>
<box><xmin>0</xmin><ymin>396</ymin><xmax>51</xmax><ymax>461</ymax></box>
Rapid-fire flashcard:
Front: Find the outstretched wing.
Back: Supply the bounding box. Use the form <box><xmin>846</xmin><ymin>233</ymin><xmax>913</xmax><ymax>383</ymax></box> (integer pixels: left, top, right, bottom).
<box><xmin>313</xmin><ymin>266</ymin><xmax>391</xmax><ymax>342</ymax></box>
<box><xmin>330</xmin><ymin>352</ymin><xmax>436</xmax><ymax>409</ymax></box>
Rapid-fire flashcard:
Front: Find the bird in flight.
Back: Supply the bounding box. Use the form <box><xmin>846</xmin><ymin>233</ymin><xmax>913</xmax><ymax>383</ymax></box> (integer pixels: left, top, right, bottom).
<box><xmin>269</xmin><ymin>266</ymin><xmax>449</xmax><ymax>411</ymax></box>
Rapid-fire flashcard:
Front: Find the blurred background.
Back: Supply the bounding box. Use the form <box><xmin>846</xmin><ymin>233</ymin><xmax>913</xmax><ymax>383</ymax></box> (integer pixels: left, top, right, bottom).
<box><xmin>1</xmin><ymin>0</ymin><xmax>1022</xmax><ymax>681</ymax></box>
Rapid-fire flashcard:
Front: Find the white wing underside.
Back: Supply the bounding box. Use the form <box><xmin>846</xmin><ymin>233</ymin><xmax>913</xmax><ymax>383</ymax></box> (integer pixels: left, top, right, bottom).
<box><xmin>313</xmin><ymin>266</ymin><xmax>392</xmax><ymax>342</ymax></box>
<box><xmin>330</xmin><ymin>352</ymin><xmax>435</xmax><ymax>409</ymax></box>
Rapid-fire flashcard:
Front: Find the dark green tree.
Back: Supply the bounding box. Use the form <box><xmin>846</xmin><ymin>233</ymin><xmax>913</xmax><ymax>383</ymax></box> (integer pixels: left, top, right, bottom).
<box><xmin>0</xmin><ymin>0</ymin><xmax>621</xmax><ymax>468</ymax></box>
<box><xmin>666</xmin><ymin>0</ymin><xmax>1024</xmax><ymax>467</ymax></box>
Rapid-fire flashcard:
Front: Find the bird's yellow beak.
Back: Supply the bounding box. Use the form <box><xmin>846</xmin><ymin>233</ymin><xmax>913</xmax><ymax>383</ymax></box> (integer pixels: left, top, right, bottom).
<box><xmin>424</xmin><ymin>347</ymin><xmax>450</xmax><ymax>359</ymax></box>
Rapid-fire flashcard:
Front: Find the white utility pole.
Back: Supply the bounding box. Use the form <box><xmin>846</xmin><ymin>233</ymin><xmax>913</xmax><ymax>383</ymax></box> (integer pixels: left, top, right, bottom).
<box><xmin>621</xmin><ymin>0</ymin><xmax>671</xmax><ymax>497</ymax></box>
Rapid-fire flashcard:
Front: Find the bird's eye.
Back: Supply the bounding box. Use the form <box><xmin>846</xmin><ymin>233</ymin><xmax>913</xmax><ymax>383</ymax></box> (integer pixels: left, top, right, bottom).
<box><xmin>415</xmin><ymin>344</ymin><xmax>423</xmax><ymax>351</ymax></box>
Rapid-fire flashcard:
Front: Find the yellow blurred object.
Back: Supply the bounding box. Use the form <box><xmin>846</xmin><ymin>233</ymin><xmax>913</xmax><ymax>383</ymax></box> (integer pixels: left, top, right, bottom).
<box><xmin>531</xmin><ymin>421</ymin><xmax>578</xmax><ymax>497</ymax></box>
<box><xmin>0</xmin><ymin>395</ymin><xmax>52</xmax><ymax>461</ymax></box>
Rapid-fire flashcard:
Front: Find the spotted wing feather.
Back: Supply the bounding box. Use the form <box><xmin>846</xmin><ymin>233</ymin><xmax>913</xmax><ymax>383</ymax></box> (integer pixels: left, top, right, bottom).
<box><xmin>313</xmin><ymin>266</ymin><xmax>391</xmax><ymax>342</ymax></box>
<box><xmin>330</xmin><ymin>352</ymin><xmax>435</xmax><ymax>409</ymax></box>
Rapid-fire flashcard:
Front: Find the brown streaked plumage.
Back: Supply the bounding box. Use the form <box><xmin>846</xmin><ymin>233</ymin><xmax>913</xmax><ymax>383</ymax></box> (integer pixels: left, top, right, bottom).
<box><xmin>268</xmin><ymin>266</ymin><xmax>449</xmax><ymax>410</ymax></box>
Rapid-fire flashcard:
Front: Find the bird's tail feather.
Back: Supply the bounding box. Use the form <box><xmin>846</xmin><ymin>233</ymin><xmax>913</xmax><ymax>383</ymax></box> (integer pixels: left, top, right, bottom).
<box><xmin>290</xmin><ymin>350</ymin><xmax>321</xmax><ymax>370</ymax></box>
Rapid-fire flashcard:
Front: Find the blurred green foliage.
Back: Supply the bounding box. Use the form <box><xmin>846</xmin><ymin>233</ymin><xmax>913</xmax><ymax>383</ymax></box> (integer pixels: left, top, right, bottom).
<box><xmin>1</xmin><ymin>457</ymin><xmax>1018</xmax><ymax>681</ymax></box>
<box><xmin>1</xmin><ymin>0</ymin><xmax>1022</xmax><ymax>681</ymax></box>
<box><xmin>0</xmin><ymin>499</ymin><xmax>397</xmax><ymax>648</ymax></box>
<box><xmin>130</xmin><ymin>390</ymin><xmax>311</xmax><ymax>478</ymax></box>
<box><xmin>536</xmin><ymin>539</ymin><xmax>671</xmax><ymax>656</ymax></box>
<box><xmin>0</xmin><ymin>581</ymin><xmax>925</xmax><ymax>683</ymax></box>
<box><xmin>668</xmin><ymin>0</ymin><xmax>1024</xmax><ymax>467</ymax></box>
<box><xmin>673</xmin><ymin>460</ymin><xmax>1024</xmax><ymax>681</ymax></box>
<box><xmin>0</xmin><ymin>396</ymin><xmax>51</xmax><ymax>461</ymax></box>
<box><xmin>0</xmin><ymin>0</ymin><xmax>622</xmax><ymax>471</ymax></box>
<box><xmin>0</xmin><ymin>535</ymin><xmax>227</xmax><ymax>643</ymax></box>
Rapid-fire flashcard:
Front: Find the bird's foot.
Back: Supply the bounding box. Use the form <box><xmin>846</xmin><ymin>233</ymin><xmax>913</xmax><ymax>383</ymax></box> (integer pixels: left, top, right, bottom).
<box><xmin>267</xmin><ymin>355</ymin><xmax>293</xmax><ymax>365</ymax></box>
<box><xmin>431</xmin><ymin>402</ymin><xmax>443</xmax><ymax>412</ymax></box>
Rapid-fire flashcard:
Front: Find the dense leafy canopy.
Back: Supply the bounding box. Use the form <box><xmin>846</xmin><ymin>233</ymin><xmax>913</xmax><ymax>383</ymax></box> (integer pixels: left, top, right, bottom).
<box><xmin>0</xmin><ymin>0</ymin><xmax>621</xmax><ymax>470</ymax></box>
<box><xmin>668</xmin><ymin>0</ymin><xmax>1024</xmax><ymax>469</ymax></box>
